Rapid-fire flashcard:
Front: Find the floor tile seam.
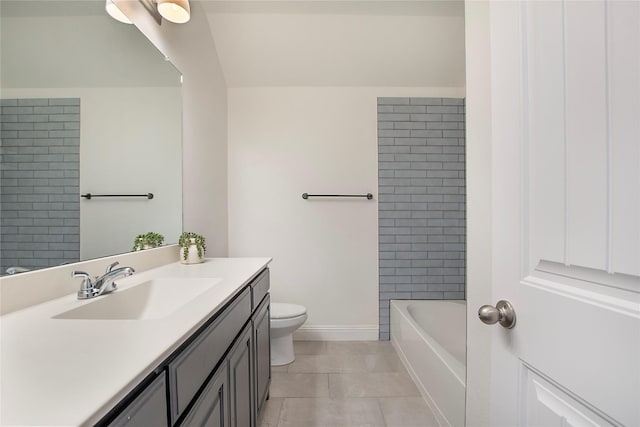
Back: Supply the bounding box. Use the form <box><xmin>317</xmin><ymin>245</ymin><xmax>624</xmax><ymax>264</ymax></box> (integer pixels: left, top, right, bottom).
<box><xmin>274</xmin><ymin>397</ymin><xmax>286</xmax><ymax>427</ymax></box>
<box><xmin>326</xmin><ymin>372</ymin><xmax>418</xmax><ymax>379</ymax></box>
<box><xmin>328</xmin><ymin>387</ymin><xmax>421</xmax><ymax>399</ymax></box>
<box><xmin>327</xmin><ymin>372</ymin><xmax>337</xmax><ymax>398</ymax></box>
<box><xmin>276</xmin><ymin>396</ymin><xmax>384</xmax><ymax>401</ymax></box>
<box><xmin>375</xmin><ymin>397</ymin><xmax>389</xmax><ymax>426</ymax></box>
<box><xmin>272</xmin><ymin>372</ymin><xmax>330</xmax><ymax>378</ymax></box>
<box><xmin>325</xmin><ymin>371</ymin><xmax>330</xmax><ymax>395</ymax></box>
<box><xmin>292</xmin><ymin>340</ymin><xmax>328</xmax><ymax>356</ymax></box>
<box><xmin>327</xmin><ymin>375</ymin><xmax>421</xmax><ymax>398</ymax></box>
<box><xmin>289</xmin><ymin>370</ymin><xmax>370</xmax><ymax>374</ymax></box>
<box><xmin>269</xmin><ymin>375</ymin><xmax>331</xmax><ymax>398</ymax></box>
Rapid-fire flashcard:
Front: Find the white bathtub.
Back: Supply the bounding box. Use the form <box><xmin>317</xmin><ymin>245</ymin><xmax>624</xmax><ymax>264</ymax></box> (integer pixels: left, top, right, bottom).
<box><xmin>390</xmin><ymin>300</ymin><xmax>466</xmax><ymax>427</ymax></box>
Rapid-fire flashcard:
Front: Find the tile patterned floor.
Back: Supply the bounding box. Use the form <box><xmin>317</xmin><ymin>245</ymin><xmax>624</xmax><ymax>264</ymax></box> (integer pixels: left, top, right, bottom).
<box><xmin>258</xmin><ymin>341</ymin><xmax>439</xmax><ymax>427</ymax></box>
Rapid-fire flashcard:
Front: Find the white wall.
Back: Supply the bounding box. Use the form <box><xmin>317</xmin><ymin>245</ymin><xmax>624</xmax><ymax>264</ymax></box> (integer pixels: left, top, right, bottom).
<box><xmin>228</xmin><ymin>86</ymin><xmax>464</xmax><ymax>340</ymax></box>
<box><xmin>207</xmin><ymin>11</ymin><xmax>465</xmax><ymax>88</ymax></box>
<box><xmin>118</xmin><ymin>0</ymin><xmax>229</xmax><ymax>256</ymax></box>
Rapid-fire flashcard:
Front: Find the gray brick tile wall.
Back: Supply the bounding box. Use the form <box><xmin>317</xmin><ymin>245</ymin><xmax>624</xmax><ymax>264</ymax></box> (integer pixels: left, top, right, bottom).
<box><xmin>1</xmin><ymin>98</ymin><xmax>80</xmax><ymax>272</ymax></box>
<box><xmin>378</xmin><ymin>97</ymin><xmax>465</xmax><ymax>340</ymax></box>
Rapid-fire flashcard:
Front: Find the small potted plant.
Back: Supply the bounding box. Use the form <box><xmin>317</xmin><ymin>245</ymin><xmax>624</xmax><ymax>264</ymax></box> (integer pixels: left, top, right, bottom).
<box><xmin>132</xmin><ymin>232</ymin><xmax>165</xmax><ymax>251</ymax></box>
<box><xmin>178</xmin><ymin>231</ymin><xmax>206</xmax><ymax>264</ymax></box>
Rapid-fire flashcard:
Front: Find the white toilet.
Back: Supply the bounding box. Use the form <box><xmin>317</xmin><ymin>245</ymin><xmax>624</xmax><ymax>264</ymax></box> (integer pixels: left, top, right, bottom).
<box><xmin>270</xmin><ymin>303</ymin><xmax>307</xmax><ymax>366</ymax></box>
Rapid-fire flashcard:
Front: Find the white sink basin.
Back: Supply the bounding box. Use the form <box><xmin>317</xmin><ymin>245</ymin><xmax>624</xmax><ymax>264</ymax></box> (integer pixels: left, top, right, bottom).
<box><xmin>53</xmin><ymin>278</ymin><xmax>220</xmax><ymax>320</ymax></box>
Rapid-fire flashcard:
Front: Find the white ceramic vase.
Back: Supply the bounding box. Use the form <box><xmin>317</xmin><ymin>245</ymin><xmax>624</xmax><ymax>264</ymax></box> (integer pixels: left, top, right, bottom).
<box><xmin>180</xmin><ymin>240</ymin><xmax>204</xmax><ymax>264</ymax></box>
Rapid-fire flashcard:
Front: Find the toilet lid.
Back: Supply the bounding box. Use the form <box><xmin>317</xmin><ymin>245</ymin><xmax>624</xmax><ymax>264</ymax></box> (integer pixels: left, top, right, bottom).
<box><xmin>271</xmin><ymin>303</ymin><xmax>306</xmax><ymax>319</ymax></box>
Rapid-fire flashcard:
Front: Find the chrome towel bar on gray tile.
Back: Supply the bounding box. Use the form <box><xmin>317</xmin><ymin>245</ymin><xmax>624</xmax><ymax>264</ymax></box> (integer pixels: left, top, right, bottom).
<box><xmin>302</xmin><ymin>193</ymin><xmax>373</xmax><ymax>200</ymax></box>
<box><xmin>81</xmin><ymin>193</ymin><xmax>154</xmax><ymax>200</ymax></box>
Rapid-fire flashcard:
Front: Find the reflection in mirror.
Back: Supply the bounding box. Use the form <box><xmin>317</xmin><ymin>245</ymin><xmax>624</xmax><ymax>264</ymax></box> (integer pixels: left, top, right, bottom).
<box><xmin>0</xmin><ymin>0</ymin><xmax>182</xmax><ymax>274</ymax></box>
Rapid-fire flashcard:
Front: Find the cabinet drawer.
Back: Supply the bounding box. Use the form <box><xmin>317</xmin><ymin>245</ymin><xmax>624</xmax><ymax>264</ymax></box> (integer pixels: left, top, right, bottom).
<box><xmin>169</xmin><ymin>288</ymin><xmax>251</xmax><ymax>423</ymax></box>
<box><xmin>250</xmin><ymin>269</ymin><xmax>269</xmax><ymax>311</ymax></box>
<box><xmin>108</xmin><ymin>374</ymin><xmax>168</xmax><ymax>427</ymax></box>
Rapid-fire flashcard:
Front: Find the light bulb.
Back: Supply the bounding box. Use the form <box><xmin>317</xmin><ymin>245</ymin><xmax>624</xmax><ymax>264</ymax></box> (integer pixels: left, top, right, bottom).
<box><xmin>105</xmin><ymin>0</ymin><xmax>132</xmax><ymax>24</ymax></box>
<box><xmin>157</xmin><ymin>0</ymin><xmax>190</xmax><ymax>24</ymax></box>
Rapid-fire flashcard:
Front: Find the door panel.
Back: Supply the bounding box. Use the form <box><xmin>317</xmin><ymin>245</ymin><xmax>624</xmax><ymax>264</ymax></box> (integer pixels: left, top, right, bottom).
<box><xmin>520</xmin><ymin>265</ymin><xmax>639</xmax><ymax>425</ymax></box>
<box><xmin>522</xmin><ymin>368</ymin><xmax>614</xmax><ymax>427</ymax></box>
<box><xmin>528</xmin><ymin>0</ymin><xmax>566</xmax><ymax>269</ymax></box>
<box><xmin>564</xmin><ymin>1</ymin><xmax>609</xmax><ymax>270</ymax></box>
<box><xmin>523</xmin><ymin>0</ymin><xmax>639</xmax><ymax>423</ymax></box>
<box><xmin>466</xmin><ymin>0</ymin><xmax>640</xmax><ymax>426</ymax></box>
<box><xmin>526</xmin><ymin>0</ymin><xmax>640</xmax><ymax>276</ymax></box>
<box><xmin>609</xmin><ymin>1</ymin><xmax>640</xmax><ymax>276</ymax></box>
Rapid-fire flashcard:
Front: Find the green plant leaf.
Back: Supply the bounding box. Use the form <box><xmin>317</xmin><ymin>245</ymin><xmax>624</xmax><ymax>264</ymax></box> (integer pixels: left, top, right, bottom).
<box><xmin>132</xmin><ymin>232</ymin><xmax>165</xmax><ymax>251</ymax></box>
<box><xmin>178</xmin><ymin>232</ymin><xmax>207</xmax><ymax>261</ymax></box>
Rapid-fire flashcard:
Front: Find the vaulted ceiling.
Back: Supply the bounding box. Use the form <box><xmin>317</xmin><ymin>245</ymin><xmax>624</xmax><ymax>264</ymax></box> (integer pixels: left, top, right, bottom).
<box><xmin>200</xmin><ymin>0</ymin><xmax>465</xmax><ymax>88</ymax></box>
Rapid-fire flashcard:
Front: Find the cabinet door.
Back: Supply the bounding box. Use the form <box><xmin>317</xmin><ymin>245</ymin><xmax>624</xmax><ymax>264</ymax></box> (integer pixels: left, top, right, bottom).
<box><xmin>252</xmin><ymin>295</ymin><xmax>270</xmax><ymax>419</ymax></box>
<box><xmin>108</xmin><ymin>374</ymin><xmax>168</xmax><ymax>427</ymax></box>
<box><xmin>229</xmin><ymin>322</ymin><xmax>254</xmax><ymax>427</ymax></box>
<box><xmin>181</xmin><ymin>364</ymin><xmax>229</xmax><ymax>427</ymax></box>
<box><xmin>169</xmin><ymin>288</ymin><xmax>251</xmax><ymax>423</ymax></box>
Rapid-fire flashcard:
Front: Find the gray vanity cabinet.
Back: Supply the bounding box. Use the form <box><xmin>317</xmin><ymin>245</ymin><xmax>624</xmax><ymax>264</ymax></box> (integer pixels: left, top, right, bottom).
<box><xmin>169</xmin><ymin>288</ymin><xmax>251</xmax><ymax>424</ymax></box>
<box><xmin>180</xmin><ymin>363</ymin><xmax>229</xmax><ymax>427</ymax></box>
<box><xmin>99</xmin><ymin>268</ymin><xmax>270</xmax><ymax>427</ymax></box>
<box><xmin>228</xmin><ymin>322</ymin><xmax>254</xmax><ymax>427</ymax></box>
<box><xmin>253</xmin><ymin>294</ymin><xmax>271</xmax><ymax>417</ymax></box>
<box><xmin>107</xmin><ymin>374</ymin><xmax>168</xmax><ymax>427</ymax></box>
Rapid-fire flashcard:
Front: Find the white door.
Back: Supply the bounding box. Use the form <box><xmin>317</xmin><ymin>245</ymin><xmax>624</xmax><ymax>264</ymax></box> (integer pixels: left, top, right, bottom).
<box><xmin>465</xmin><ymin>1</ymin><xmax>639</xmax><ymax>426</ymax></box>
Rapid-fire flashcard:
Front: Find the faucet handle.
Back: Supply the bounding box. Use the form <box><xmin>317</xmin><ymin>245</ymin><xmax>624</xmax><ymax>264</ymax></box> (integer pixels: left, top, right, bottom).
<box><xmin>72</xmin><ymin>271</ymin><xmax>93</xmax><ymax>287</ymax></box>
<box><xmin>72</xmin><ymin>271</ymin><xmax>90</xmax><ymax>280</ymax></box>
<box><xmin>105</xmin><ymin>262</ymin><xmax>119</xmax><ymax>273</ymax></box>
<box><xmin>72</xmin><ymin>271</ymin><xmax>96</xmax><ymax>299</ymax></box>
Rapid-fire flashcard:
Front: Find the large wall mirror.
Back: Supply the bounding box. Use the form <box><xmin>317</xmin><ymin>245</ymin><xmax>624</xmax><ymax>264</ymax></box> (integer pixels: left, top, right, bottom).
<box><xmin>0</xmin><ymin>0</ymin><xmax>182</xmax><ymax>274</ymax></box>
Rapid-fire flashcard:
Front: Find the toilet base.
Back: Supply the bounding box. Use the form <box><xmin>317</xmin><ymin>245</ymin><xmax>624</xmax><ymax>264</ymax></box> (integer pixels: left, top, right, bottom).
<box><xmin>271</xmin><ymin>334</ymin><xmax>295</xmax><ymax>366</ymax></box>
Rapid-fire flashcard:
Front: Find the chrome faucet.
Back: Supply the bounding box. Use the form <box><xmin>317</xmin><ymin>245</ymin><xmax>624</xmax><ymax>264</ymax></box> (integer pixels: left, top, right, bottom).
<box><xmin>72</xmin><ymin>262</ymin><xmax>135</xmax><ymax>300</ymax></box>
<box><xmin>5</xmin><ymin>266</ymin><xmax>30</xmax><ymax>275</ymax></box>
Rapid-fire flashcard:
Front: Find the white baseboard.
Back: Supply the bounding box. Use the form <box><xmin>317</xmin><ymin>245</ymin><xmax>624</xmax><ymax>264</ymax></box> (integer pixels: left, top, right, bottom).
<box><xmin>293</xmin><ymin>325</ymin><xmax>379</xmax><ymax>341</ymax></box>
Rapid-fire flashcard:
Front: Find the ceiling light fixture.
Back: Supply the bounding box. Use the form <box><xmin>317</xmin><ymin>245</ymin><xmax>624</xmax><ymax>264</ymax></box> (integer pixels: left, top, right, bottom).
<box><xmin>156</xmin><ymin>0</ymin><xmax>191</xmax><ymax>24</ymax></box>
<box><xmin>106</xmin><ymin>0</ymin><xmax>191</xmax><ymax>25</ymax></box>
<box><xmin>105</xmin><ymin>0</ymin><xmax>133</xmax><ymax>24</ymax></box>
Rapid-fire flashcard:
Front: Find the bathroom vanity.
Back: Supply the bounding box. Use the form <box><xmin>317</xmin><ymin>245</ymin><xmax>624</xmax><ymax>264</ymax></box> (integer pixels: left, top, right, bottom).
<box><xmin>0</xmin><ymin>257</ymin><xmax>271</xmax><ymax>426</ymax></box>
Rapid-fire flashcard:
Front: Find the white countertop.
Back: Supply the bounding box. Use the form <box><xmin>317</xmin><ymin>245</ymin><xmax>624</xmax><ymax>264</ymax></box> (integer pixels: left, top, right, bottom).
<box><xmin>0</xmin><ymin>257</ymin><xmax>271</xmax><ymax>426</ymax></box>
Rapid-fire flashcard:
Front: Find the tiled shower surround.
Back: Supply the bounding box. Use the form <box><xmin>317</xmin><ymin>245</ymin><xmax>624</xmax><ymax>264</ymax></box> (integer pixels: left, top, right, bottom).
<box><xmin>378</xmin><ymin>97</ymin><xmax>465</xmax><ymax>340</ymax></box>
<box><xmin>0</xmin><ymin>98</ymin><xmax>80</xmax><ymax>272</ymax></box>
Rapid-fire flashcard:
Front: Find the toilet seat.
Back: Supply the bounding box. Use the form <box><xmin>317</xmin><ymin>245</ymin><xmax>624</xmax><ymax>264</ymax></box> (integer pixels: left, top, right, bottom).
<box><xmin>271</xmin><ymin>303</ymin><xmax>306</xmax><ymax>319</ymax></box>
